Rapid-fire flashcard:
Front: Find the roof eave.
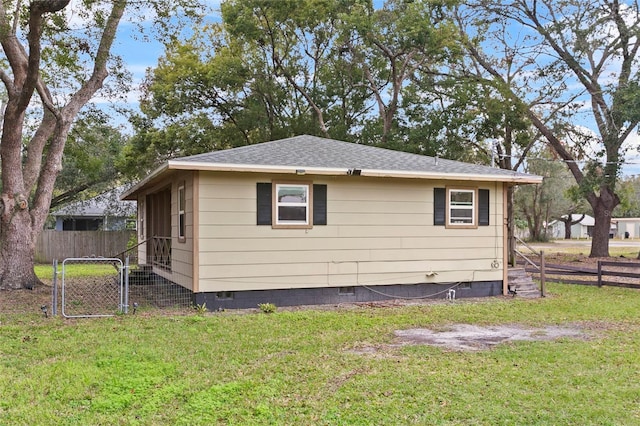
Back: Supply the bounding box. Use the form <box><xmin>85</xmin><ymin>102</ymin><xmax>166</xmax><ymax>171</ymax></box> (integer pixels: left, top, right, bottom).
<box><xmin>121</xmin><ymin>163</ymin><xmax>169</xmax><ymax>200</ymax></box>
<box><xmin>360</xmin><ymin>169</ymin><xmax>543</xmax><ymax>184</ymax></box>
<box><xmin>122</xmin><ymin>161</ymin><xmax>542</xmax><ymax>200</ymax></box>
<box><xmin>169</xmin><ymin>160</ymin><xmax>543</xmax><ymax>184</ymax></box>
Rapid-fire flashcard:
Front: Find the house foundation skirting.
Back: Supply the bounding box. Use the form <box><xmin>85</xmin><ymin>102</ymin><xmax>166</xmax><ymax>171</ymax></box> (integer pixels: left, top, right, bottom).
<box><xmin>193</xmin><ymin>281</ymin><xmax>503</xmax><ymax>311</ymax></box>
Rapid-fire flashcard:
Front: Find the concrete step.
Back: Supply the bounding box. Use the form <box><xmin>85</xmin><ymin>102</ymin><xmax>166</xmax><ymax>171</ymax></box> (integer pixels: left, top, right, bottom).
<box><xmin>128</xmin><ymin>265</ymin><xmax>154</xmax><ymax>285</ymax></box>
<box><xmin>507</xmin><ymin>268</ymin><xmax>541</xmax><ymax>298</ymax></box>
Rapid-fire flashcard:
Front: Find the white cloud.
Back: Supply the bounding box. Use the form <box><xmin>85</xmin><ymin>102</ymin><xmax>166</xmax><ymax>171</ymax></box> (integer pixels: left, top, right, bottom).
<box><xmin>622</xmin><ymin>131</ymin><xmax>640</xmax><ymax>176</ymax></box>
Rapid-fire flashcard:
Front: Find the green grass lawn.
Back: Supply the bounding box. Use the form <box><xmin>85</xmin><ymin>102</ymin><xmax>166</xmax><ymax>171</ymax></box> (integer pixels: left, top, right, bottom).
<box><xmin>523</xmin><ymin>241</ymin><xmax>640</xmax><ymax>259</ymax></box>
<box><xmin>34</xmin><ymin>261</ymin><xmax>120</xmax><ymax>281</ymax></box>
<box><xmin>2</xmin><ymin>283</ymin><xmax>640</xmax><ymax>425</ymax></box>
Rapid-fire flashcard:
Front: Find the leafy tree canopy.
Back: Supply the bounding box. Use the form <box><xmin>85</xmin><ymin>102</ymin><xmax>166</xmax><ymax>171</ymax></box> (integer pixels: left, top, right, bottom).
<box><xmin>52</xmin><ymin>110</ymin><xmax>128</xmax><ymax>208</ymax></box>
<box><xmin>456</xmin><ymin>0</ymin><xmax>640</xmax><ymax>256</ymax></box>
<box><xmin>122</xmin><ymin>0</ymin><xmax>483</xmax><ymax>175</ymax></box>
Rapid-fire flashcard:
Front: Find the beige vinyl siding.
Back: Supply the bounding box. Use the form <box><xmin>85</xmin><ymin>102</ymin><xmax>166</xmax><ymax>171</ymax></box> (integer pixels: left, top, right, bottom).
<box><xmin>196</xmin><ymin>172</ymin><xmax>504</xmax><ymax>293</ymax></box>
<box><xmin>136</xmin><ymin>195</ymin><xmax>147</xmax><ymax>262</ymax></box>
<box><xmin>169</xmin><ymin>172</ymin><xmax>195</xmax><ymax>290</ymax></box>
<box><xmin>135</xmin><ymin>171</ymin><xmax>195</xmax><ymax>290</ymax></box>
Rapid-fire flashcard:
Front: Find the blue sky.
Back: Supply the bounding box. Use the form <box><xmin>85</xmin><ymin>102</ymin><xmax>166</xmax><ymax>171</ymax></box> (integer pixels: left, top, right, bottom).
<box><xmin>106</xmin><ymin>1</ymin><xmax>222</xmax><ymax>114</ymax></box>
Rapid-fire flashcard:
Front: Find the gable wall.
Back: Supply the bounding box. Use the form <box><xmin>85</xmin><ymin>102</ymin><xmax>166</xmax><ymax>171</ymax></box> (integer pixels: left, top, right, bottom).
<box><xmin>196</xmin><ymin>172</ymin><xmax>505</xmax><ymax>293</ymax></box>
<box><xmin>571</xmin><ymin>223</ymin><xmax>591</xmax><ymax>239</ymax></box>
<box><xmin>135</xmin><ymin>171</ymin><xmax>195</xmax><ymax>290</ymax></box>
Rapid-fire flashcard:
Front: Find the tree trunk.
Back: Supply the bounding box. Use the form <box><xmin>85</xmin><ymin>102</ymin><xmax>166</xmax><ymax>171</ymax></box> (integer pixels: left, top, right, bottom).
<box><xmin>0</xmin><ymin>208</ymin><xmax>40</xmax><ymax>290</ymax></box>
<box><xmin>529</xmin><ymin>221</ymin><xmax>542</xmax><ymax>241</ymax></box>
<box><xmin>588</xmin><ymin>187</ymin><xmax>618</xmax><ymax>257</ymax></box>
<box><xmin>0</xmin><ymin>0</ymin><xmax>125</xmax><ymax>290</ymax></box>
<box><xmin>562</xmin><ymin>213</ymin><xmax>585</xmax><ymax>240</ymax></box>
<box><xmin>590</xmin><ymin>204</ymin><xmax>612</xmax><ymax>257</ymax></box>
<box><xmin>564</xmin><ymin>220</ymin><xmax>572</xmax><ymax>239</ymax></box>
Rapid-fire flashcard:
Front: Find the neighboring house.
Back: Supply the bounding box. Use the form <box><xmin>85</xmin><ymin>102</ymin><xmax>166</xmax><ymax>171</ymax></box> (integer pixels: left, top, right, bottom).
<box><xmin>51</xmin><ymin>188</ymin><xmax>136</xmax><ymax>231</ymax></box>
<box><xmin>122</xmin><ymin>135</ymin><xmax>542</xmax><ymax>309</ymax></box>
<box><xmin>611</xmin><ymin>218</ymin><xmax>640</xmax><ymax>239</ymax></box>
<box><xmin>546</xmin><ymin>214</ymin><xmax>595</xmax><ymax>239</ymax></box>
<box><xmin>547</xmin><ymin>214</ymin><xmax>619</xmax><ymax>239</ymax></box>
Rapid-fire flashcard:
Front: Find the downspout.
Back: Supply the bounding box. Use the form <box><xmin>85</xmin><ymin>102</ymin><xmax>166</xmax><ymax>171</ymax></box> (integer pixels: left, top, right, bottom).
<box><xmin>502</xmin><ymin>183</ymin><xmax>509</xmax><ymax>296</ymax></box>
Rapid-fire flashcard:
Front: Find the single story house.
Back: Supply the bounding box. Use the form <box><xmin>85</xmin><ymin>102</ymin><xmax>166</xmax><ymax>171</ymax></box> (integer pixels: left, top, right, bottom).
<box><xmin>51</xmin><ymin>188</ymin><xmax>136</xmax><ymax>231</ymax></box>
<box><xmin>122</xmin><ymin>135</ymin><xmax>542</xmax><ymax>309</ymax></box>
<box><xmin>547</xmin><ymin>214</ymin><xmax>618</xmax><ymax>239</ymax></box>
<box><xmin>546</xmin><ymin>214</ymin><xmax>595</xmax><ymax>239</ymax></box>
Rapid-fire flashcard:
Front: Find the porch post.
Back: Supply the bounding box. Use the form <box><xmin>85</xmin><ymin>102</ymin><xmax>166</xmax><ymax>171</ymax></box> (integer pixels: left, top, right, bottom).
<box><xmin>503</xmin><ymin>184</ymin><xmax>509</xmax><ymax>296</ymax></box>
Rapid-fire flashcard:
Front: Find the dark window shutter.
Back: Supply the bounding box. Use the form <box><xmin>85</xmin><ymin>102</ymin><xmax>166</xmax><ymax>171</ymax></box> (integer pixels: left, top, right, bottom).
<box><xmin>313</xmin><ymin>184</ymin><xmax>327</xmax><ymax>225</ymax></box>
<box><xmin>256</xmin><ymin>183</ymin><xmax>272</xmax><ymax>225</ymax></box>
<box><xmin>479</xmin><ymin>189</ymin><xmax>490</xmax><ymax>226</ymax></box>
<box><xmin>434</xmin><ymin>188</ymin><xmax>445</xmax><ymax>226</ymax></box>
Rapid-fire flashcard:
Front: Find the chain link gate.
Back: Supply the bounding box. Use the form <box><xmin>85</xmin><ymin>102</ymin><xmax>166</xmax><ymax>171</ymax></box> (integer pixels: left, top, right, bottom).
<box><xmin>60</xmin><ymin>257</ymin><xmax>129</xmax><ymax>318</ymax></box>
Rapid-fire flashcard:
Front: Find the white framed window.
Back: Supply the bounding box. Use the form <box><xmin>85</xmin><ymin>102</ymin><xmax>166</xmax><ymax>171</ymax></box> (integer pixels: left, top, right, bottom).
<box><xmin>273</xmin><ymin>182</ymin><xmax>312</xmax><ymax>228</ymax></box>
<box><xmin>447</xmin><ymin>187</ymin><xmax>477</xmax><ymax>228</ymax></box>
<box><xmin>178</xmin><ymin>183</ymin><xmax>186</xmax><ymax>241</ymax></box>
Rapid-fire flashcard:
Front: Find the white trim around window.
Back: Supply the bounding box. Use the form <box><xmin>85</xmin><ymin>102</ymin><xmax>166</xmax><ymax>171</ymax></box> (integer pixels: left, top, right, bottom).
<box><xmin>446</xmin><ymin>187</ymin><xmax>477</xmax><ymax>229</ymax></box>
<box><xmin>272</xmin><ymin>181</ymin><xmax>313</xmax><ymax>229</ymax></box>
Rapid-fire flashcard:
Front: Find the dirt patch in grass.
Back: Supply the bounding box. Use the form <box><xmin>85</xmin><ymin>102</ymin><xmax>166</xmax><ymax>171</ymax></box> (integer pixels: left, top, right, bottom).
<box><xmin>0</xmin><ymin>283</ymin><xmax>52</xmax><ymax>316</ymax></box>
<box><xmin>543</xmin><ymin>251</ymin><xmax>638</xmax><ymax>266</ymax></box>
<box><xmin>392</xmin><ymin>323</ymin><xmax>591</xmax><ymax>351</ymax></box>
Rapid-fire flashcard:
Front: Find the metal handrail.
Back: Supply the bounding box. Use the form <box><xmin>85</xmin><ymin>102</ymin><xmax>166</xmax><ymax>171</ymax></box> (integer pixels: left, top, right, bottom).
<box><xmin>514</xmin><ymin>249</ymin><xmax>541</xmax><ymax>271</ymax></box>
<box><xmin>112</xmin><ymin>236</ymin><xmax>172</xmax><ymax>270</ymax></box>
<box><xmin>111</xmin><ymin>237</ymin><xmax>150</xmax><ymax>262</ymax></box>
<box><xmin>514</xmin><ymin>236</ymin><xmax>546</xmax><ymax>297</ymax></box>
<box><xmin>515</xmin><ymin>236</ymin><xmax>541</xmax><ymax>256</ymax></box>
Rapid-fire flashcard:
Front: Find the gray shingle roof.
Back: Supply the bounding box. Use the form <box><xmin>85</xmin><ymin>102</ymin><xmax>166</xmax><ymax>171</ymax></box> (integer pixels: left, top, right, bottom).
<box><xmin>174</xmin><ymin>135</ymin><xmax>538</xmax><ymax>181</ymax></box>
<box><xmin>54</xmin><ymin>188</ymin><xmax>136</xmax><ymax>217</ymax></box>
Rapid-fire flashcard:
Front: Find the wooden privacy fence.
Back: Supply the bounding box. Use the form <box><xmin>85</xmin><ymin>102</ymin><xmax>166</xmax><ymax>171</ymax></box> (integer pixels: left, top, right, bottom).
<box><xmin>35</xmin><ymin>230</ymin><xmax>136</xmax><ymax>263</ymax></box>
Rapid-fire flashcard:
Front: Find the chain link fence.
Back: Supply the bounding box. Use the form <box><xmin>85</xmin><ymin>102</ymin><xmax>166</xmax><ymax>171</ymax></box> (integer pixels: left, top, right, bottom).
<box><xmin>60</xmin><ymin>258</ymin><xmax>124</xmax><ymax>318</ymax></box>
<box><xmin>50</xmin><ymin>255</ymin><xmax>193</xmax><ymax>318</ymax></box>
<box><xmin>127</xmin><ymin>264</ymin><xmax>193</xmax><ymax>312</ymax></box>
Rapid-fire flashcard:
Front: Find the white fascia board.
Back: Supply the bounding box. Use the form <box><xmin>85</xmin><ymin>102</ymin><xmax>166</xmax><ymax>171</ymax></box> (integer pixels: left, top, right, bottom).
<box><xmin>120</xmin><ymin>163</ymin><xmax>170</xmax><ymax>200</ymax></box>
<box><xmin>169</xmin><ymin>160</ymin><xmax>543</xmax><ymax>184</ymax></box>
<box><xmin>360</xmin><ymin>169</ymin><xmax>544</xmax><ymax>184</ymax></box>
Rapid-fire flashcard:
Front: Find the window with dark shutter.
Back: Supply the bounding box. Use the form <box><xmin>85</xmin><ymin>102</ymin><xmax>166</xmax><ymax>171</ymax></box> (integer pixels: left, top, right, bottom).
<box><xmin>257</xmin><ymin>182</ymin><xmax>327</xmax><ymax>227</ymax></box>
<box><xmin>434</xmin><ymin>188</ymin><xmax>446</xmax><ymax>226</ymax></box>
<box><xmin>478</xmin><ymin>189</ymin><xmax>490</xmax><ymax>226</ymax></box>
<box><xmin>178</xmin><ymin>183</ymin><xmax>186</xmax><ymax>242</ymax></box>
<box><xmin>313</xmin><ymin>184</ymin><xmax>327</xmax><ymax>225</ymax></box>
<box><xmin>435</xmin><ymin>186</ymin><xmax>489</xmax><ymax>228</ymax></box>
<box><xmin>256</xmin><ymin>183</ymin><xmax>272</xmax><ymax>225</ymax></box>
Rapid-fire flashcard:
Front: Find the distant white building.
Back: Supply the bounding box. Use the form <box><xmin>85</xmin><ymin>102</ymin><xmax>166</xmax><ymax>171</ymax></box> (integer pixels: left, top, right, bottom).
<box><xmin>611</xmin><ymin>218</ymin><xmax>640</xmax><ymax>239</ymax></box>
<box><xmin>546</xmin><ymin>214</ymin><xmax>594</xmax><ymax>239</ymax></box>
<box><xmin>546</xmin><ymin>214</ymin><xmax>623</xmax><ymax>239</ymax></box>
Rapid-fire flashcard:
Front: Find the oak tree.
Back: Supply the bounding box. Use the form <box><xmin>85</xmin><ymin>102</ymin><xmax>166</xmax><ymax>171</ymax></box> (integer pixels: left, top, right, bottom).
<box><xmin>0</xmin><ymin>0</ymin><xmax>200</xmax><ymax>289</ymax></box>
<box><xmin>457</xmin><ymin>0</ymin><xmax>640</xmax><ymax>257</ymax></box>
